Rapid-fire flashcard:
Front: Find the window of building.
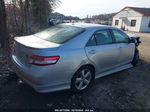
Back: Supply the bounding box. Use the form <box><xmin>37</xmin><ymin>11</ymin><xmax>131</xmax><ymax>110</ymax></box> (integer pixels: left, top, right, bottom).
<box><xmin>131</xmin><ymin>20</ymin><xmax>136</xmax><ymax>27</ymax></box>
<box><xmin>148</xmin><ymin>20</ymin><xmax>150</xmax><ymax>27</ymax></box>
<box><xmin>115</xmin><ymin>20</ymin><xmax>119</xmax><ymax>25</ymax></box>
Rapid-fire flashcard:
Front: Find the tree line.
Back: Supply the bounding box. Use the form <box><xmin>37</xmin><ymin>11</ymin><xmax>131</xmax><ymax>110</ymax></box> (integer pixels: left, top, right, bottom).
<box><xmin>91</xmin><ymin>13</ymin><xmax>115</xmax><ymax>20</ymax></box>
<box><xmin>0</xmin><ymin>0</ymin><xmax>60</xmax><ymax>50</ymax></box>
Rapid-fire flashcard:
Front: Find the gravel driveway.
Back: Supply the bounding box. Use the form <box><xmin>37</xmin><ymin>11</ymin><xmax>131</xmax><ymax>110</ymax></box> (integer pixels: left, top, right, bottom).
<box><xmin>0</xmin><ymin>32</ymin><xmax>150</xmax><ymax>112</ymax></box>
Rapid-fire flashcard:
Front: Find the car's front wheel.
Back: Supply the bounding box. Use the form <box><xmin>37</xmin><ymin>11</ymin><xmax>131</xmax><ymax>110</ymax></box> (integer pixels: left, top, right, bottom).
<box><xmin>71</xmin><ymin>66</ymin><xmax>94</xmax><ymax>93</ymax></box>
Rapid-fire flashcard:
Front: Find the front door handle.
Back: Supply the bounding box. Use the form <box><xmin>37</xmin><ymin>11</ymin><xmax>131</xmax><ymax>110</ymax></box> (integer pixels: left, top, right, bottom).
<box><xmin>88</xmin><ymin>50</ymin><xmax>96</xmax><ymax>54</ymax></box>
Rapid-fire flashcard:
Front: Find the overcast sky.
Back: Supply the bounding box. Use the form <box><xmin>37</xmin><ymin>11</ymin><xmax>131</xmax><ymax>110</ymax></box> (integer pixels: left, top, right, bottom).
<box><xmin>55</xmin><ymin>0</ymin><xmax>150</xmax><ymax>18</ymax></box>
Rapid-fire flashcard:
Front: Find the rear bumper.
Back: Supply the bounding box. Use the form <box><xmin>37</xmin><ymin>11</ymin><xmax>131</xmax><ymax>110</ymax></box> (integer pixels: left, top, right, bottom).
<box><xmin>11</xmin><ymin>53</ymin><xmax>71</xmax><ymax>93</ymax></box>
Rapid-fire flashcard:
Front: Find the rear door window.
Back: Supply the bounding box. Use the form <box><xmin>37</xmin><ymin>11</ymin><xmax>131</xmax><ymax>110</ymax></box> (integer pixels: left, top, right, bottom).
<box><xmin>86</xmin><ymin>29</ymin><xmax>113</xmax><ymax>46</ymax></box>
<box><xmin>95</xmin><ymin>29</ymin><xmax>113</xmax><ymax>45</ymax></box>
<box><xmin>86</xmin><ymin>35</ymin><xmax>97</xmax><ymax>46</ymax></box>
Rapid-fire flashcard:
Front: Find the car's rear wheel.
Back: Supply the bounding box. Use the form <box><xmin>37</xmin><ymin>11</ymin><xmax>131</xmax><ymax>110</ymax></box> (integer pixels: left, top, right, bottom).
<box><xmin>71</xmin><ymin>66</ymin><xmax>94</xmax><ymax>93</ymax></box>
<box><xmin>132</xmin><ymin>48</ymin><xmax>139</xmax><ymax>66</ymax></box>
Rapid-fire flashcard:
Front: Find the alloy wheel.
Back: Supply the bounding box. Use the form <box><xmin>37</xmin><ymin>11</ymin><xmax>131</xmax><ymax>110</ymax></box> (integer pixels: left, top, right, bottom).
<box><xmin>75</xmin><ymin>69</ymin><xmax>92</xmax><ymax>90</ymax></box>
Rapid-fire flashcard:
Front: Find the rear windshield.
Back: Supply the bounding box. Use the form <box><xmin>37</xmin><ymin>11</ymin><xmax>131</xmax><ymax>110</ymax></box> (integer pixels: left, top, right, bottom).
<box><xmin>34</xmin><ymin>24</ymin><xmax>85</xmax><ymax>44</ymax></box>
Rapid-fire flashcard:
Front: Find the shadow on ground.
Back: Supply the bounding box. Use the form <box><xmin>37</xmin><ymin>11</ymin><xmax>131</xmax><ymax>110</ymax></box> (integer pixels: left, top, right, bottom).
<box><xmin>0</xmin><ymin>59</ymin><xmax>150</xmax><ymax>111</ymax></box>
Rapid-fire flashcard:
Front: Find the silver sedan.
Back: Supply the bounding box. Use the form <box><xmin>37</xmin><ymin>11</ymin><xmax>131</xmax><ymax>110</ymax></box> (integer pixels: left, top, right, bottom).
<box><xmin>12</xmin><ymin>23</ymin><xmax>140</xmax><ymax>93</ymax></box>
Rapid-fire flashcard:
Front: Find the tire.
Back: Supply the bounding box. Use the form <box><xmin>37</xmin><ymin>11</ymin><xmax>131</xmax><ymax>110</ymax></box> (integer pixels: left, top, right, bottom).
<box><xmin>71</xmin><ymin>66</ymin><xmax>94</xmax><ymax>93</ymax></box>
<box><xmin>132</xmin><ymin>48</ymin><xmax>140</xmax><ymax>66</ymax></box>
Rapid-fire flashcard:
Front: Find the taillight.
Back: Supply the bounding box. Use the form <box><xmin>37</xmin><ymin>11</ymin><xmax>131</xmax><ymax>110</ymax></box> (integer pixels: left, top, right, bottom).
<box><xmin>29</xmin><ymin>55</ymin><xmax>60</xmax><ymax>66</ymax></box>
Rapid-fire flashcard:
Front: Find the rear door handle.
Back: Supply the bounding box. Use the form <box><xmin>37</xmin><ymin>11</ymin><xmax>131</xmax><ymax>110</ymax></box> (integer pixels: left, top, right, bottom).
<box><xmin>88</xmin><ymin>50</ymin><xmax>96</xmax><ymax>54</ymax></box>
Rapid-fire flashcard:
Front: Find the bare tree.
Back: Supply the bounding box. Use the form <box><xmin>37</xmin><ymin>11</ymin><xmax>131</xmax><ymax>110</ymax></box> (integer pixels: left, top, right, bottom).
<box><xmin>5</xmin><ymin>0</ymin><xmax>60</xmax><ymax>36</ymax></box>
<box><xmin>24</xmin><ymin>0</ymin><xmax>30</xmax><ymax>34</ymax></box>
<box><xmin>0</xmin><ymin>0</ymin><xmax>9</xmax><ymax>49</ymax></box>
<box><xmin>30</xmin><ymin>0</ymin><xmax>60</xmax><ymax>28</ymax></box>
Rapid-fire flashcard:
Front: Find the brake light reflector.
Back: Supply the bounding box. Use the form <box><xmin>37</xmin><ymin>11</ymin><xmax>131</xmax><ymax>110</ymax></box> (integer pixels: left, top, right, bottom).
<box><xmin>29</xmin><ymin>55</ymin><xmax>60</xmax><ymax>66</ymax></box>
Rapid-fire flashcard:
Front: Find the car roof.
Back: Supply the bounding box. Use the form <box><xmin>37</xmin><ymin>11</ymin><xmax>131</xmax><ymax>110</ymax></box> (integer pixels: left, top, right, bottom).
<box><xmin>63</xmin><ymin>23</ymin><xmax>114</xmax><ymax>29</ymax></box>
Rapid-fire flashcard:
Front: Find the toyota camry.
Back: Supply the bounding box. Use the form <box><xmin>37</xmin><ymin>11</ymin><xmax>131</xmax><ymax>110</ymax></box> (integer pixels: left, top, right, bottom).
<box><xmin>12</xmin><ymin>23</ymin><xmax>140</xmax><ymax>93</ymax></box>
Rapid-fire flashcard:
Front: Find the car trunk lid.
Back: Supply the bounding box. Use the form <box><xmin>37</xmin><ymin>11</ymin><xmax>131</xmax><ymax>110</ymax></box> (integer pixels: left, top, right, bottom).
<box><xmin>13</xmin><ymin>35</ymin><xmax>61</xmax><ymax>67</ymax></box>
<box><xmin>14</xmin><ymin>35</ymin><xmax>61</xmax><ymax>49</ymax></box>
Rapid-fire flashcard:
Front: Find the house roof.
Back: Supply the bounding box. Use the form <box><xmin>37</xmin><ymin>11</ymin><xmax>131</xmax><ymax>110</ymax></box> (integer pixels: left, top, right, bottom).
<box><xmin>128</xmin><ymin>7</ymin><xmax>150</xmax><ymax>16</ymax></box>
<box><xmin>114</xmin><ymin>7</ymin><xmax>150</xmax><ymax>17</ymax></box>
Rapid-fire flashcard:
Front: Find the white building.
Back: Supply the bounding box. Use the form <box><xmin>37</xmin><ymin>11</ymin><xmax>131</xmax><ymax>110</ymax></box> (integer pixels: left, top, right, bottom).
<box><xmin>112</xmin><ymin>7</ymin><xmax>150</xmax><ymax>32</ymax></box>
